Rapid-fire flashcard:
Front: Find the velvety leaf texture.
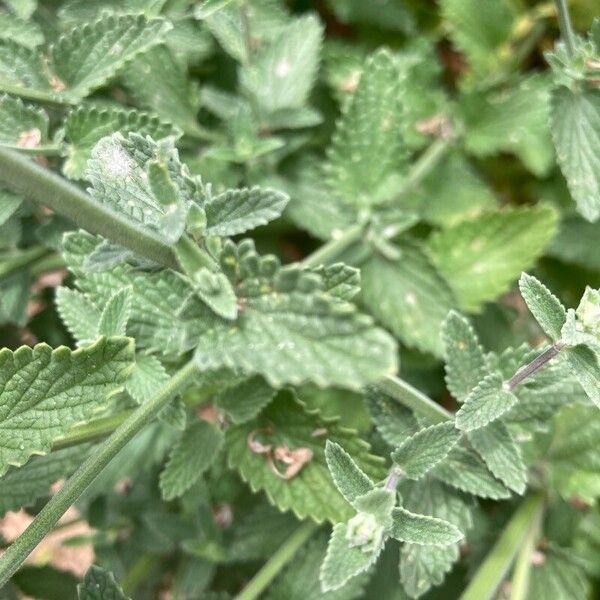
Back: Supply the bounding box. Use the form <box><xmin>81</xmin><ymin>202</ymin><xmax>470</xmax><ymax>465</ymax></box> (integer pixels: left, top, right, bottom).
<box><xmin>78</xmin><ymin>565</ymin><xmax>130</xmax><ymax>600</ymax></box>
<box><xmin>194</xmin><ymin>240</ymin><xmax>397</xmax><ymax>389</ymax></box>
<box><xmin>388</xmin><ymin>507</ymin><xmax>463</xmax><ymax>546</ymax></box>
<box><xmin>0</xmin><ymin>337</ymin><xmax>133</xmax><ymax>476</ymax></box>
<box><xmin>0</xmin><ymin>93</ymin><xmax>48</xmax><ymax>147</ymax></box>
<box><xmin>325</xmin><ymin>440</ymin><xmax>374</xmax><ymax>507</ymax></box>
<box><xmin>226</xmin><ymin>393</ymin><xmax>384</xmax><ymax>523</ymax></box>
<box><xmin>391</xmin><ymin>423</ymin><xmax>460</xmax><ymax>480</ymax></box>
<box><xmin>519</xmin><ymin>273</ymin><xmax>567</xmax><ymax>341</ymax></box>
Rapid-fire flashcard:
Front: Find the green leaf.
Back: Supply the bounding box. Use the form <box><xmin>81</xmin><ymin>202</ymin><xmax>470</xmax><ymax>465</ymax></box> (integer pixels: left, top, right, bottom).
<box><xmin>366</xmin><ymin>387</ymin><xmax>419</xmax><ymax>447</ymax></box>
<box><xmin>519</xmin><ymin>273</ymin><xmax>567</xmax><ymax>341</ymax></box>
<box><xmin>78</xmin><ymin>565</ymin><xmax>130</xmax><ymax>600</ymax></box>
<box><xmin>267</xmin><ymin>533</ymin><xmax>369</xmax><ymax>600</ymax></box>
<box><xmin>325</xmin><ymin>49</ymin><xmax>404</xmax><ymax>207</ymax></box>
<box><xmin>214</xmin><ymin>375</ymin><xmax>276</xmax><ymax>424</ymax></box>
<box><xmin>361</xmin><ymin>243</ymin><xmax>456</xmax><ymax>357</ymax></box>
<box><xmin>51</xmin><ymin>14</ymin><xmax>172</xmax><ymax>101</ymax></box>
<box><xmin>0</xmin><ymin>337</ymin><xmax>133</xmax><ymax>476</ymax></box>
<box><xmin>0</xmin><ymin>39</ymin><xmax>50</xmax><ymax>96</ymax></box>
<box><xmin>428</xmin><ymin>206</ymin><xmax>557</xmax><ymax>312</ymax></box>
<box><xmin>440</xmin><ymin>0</ymin><xmax>515</xmax><ymax>75</ymax></box>
<box><xmin>388</xmin><ymin>507</ymin><xmax>463</xmax><ymax>546</ymax></box>
<box><xmin>195</xmin><ymin>0</ymin><xmax>237</xmax><ymax>19</ymax></box>
<box><xmin>468</xmin><ymin>421</ymin><xmax>526</xmax><ymax>494</ymax></box>
<box><xmin>0</xmin><ymin>272</ymin><xmax>29</xmax><ymax>326</ymax></box>
<box><xmin>63</xmin><ymin>232</ymin><xmax>198</xmax><ymax>356</ymax></box>
<box><xmin>313</xmin><ymin>264</ymin><xmax>361</xmax><ymax>301</ymax></box>
<box><xmin>455</xmin><ymin>373</ymin><xmax>517</xmax><ymax>431</ymax></box>
<box><xmin>431</xmin><ymin>445</ymin><xmax>511</xmax><ymax>499</ymax></box>
<box><xmin>442</xmin><ymin>311</ymin><xmax>488</xmax><ymax>403</ymax></box>
<box><xmin>565</xmin><ymin>346</ymin><xmax>600</xmax><ymax>408</ymax></box>
<box><xmin>122</xmin><ymin>46</ymin><xmax>203</xmax><ymax>137</ymax></box>
<box><xmin>0</xmin><ymin>94</ymin><xmax>48</xmax><ymax>148</ymax></box>
<box><xmin>548</xmin><ymin>215</ymin><xmax>600</xmax><ymax>272</ymax></box>
<box><xmin>0</xmin><ymin>447</ymin><xmax>84</xmax><ymax>516</ymax></box>
<box><xmin>0</xmin><ymin>188</ymin><xmax>22</xmax><ymax>227</ymax></box>
<box><xmin>391</xmin><ymin>423</ymin><xmax>461</xmax><ymax>480</ymax></box>
<box><xmin>63</xmin><ymin>105</ymin><xmax>180</xmax><ymax>180</ymax></box>
<box><xmin>461</xmin><ymin>75</ymin><xmax>554</xmax><ymax>175</ymax></box>
<box><xmin>325</xmin><ymin>440</ymin><xmax>374</xmax><ymax>507</ymax></box>
<box><xmin>353</xmin><ymin>488</ymin><xmax>396</xmax><ymax>525</ymax></box>
<box><xmin>86</xmin><ymin>133</ymin><xmax>193</xmax><ymax>244</ymax></box>
<box><xmin>97</xmin><ymin>287</ymin><xmax>132</xmax><ymax>337</ymax></box>
<box><xmin>160</xmin><ymin>420</ymin><xmax>224</xmax><ymax>500</ymax></box>
<box><xmin>319</xmin><ymin>522</ymin><xmax>382</xmax><ymax>593</ymax></box>
<box><xmin>399</xmin><ymin>479</ymin><xmax>473</xmax><ymax>598</ymax></box>
<box><xmin>226</xmin><ymin>393</ymin><xmax>384</xmax><ymax>523</ymax></box>
<box><xmin>0</xmin><ymin>13</ymin><xmax>43</xmax><ymax>49</ymax></box>
<box><xmin>240</xmin><ymin>14</ymin><xmax>323</xmax><ymax>116</ymax></box>
<box><xmin>529</xmin><ymin>548</ymin><xmax>590</xmax><ymax>600</ymax></box>
<box><xmin>205</xmin><ymin>187</ymin><xmax>289</xmax><ymax>236</ymax></box>
<box><xmin>194</xmin><ymin>240</ymin><xmax>397</xmax><ymax>389</ymax></box>
<box><xmin>551</xmin><ymin>86</ymin><xmax>600</xmax><ymax>221</ymax></box>
<box><xmin>55</xmin><ymin>287</ymin><xmax>101</xmax><ymax>345</ymax></box>
<box><xmin>126</xmin><ymin>353</ymin><xmax>169</xmax><ymax>405</ymax></box>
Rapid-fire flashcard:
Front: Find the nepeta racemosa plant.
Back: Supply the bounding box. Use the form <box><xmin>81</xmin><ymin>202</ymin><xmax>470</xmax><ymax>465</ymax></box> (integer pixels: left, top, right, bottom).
<box><xmin>0</xmin><ymin>0</ymin><xmax>599</xmax><ymax>599</ymax></box>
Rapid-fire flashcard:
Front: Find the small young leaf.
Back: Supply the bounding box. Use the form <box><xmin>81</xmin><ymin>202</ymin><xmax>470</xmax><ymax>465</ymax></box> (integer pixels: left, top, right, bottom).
<box><xmin>353</xmin><ymin>488</ymin><xmax>396</xmax><ymax>525</ymax></box>
<box><xmin>192</xmin><ymin>268</ymin><xmax>238</xmax><ymax>321</ymax></box>
<box><xmin>468</xmin><ymin>421</ymin><xmax>527</xmax><ymax>494</ymax></box>
<box><xmin>428</xmin><ymin>206</ymin><xmax>557</xmax><ymax>312</ymax></box>
<box><xmin>455</xmin><ymin>374</ymin><xmax>518</xmax><ymax>431</ymax></box>
<box><xmin>319</xmin><ymin>522</ymin><xmax>383</xmax><ymax>593</ymax></box>
<box><xmin>159</xmin><ymin>420</ymin><xmax>224</xmax><ymax>500</ymax></box>
<box><xmin>388</xmin><ymin>507</ymin><xmax>463</xmax><ymax>546</ymax></box>
<box><xmin>195</xmin><ymin>0</ymin><xmax>237</xmax><ymax>19</ymax></box>
<box><xmin>564</xmin><ymin>345</ymin><xmax>600</xmax><ymax>408</ymax></box>
<box><xmin>126</xmin><ymin>353</ymin><xmax>169</xmax><ymax>405</ymax></box>
<box><xmin>214</xmin><ymin>375</ymin><xmax>276</xmax><ymax>424</ymax></box>
<box><xmin>78</xmin><ymin>565</ymin><xmax>129</xmax><ymax>600</ymax></box>
<box><xmin>55</xmin><ymin>287</ymin><xmax>101</xmax><ymax>345</ymax></box>
<box><xmin>325</xmin><ymin>49</ymin><xmax>404</xmax><ymax>207</ymax></box>
<box><xmin>97</xmin><ymin>287</ymin><xmax>132</xmax><ymax>337</ymax></box>
<box><xmin>551</xmin><ymin>86</ymin><xmax>600</xmax><ymax>222</ymax></box>
<box><xmin>442</xmin><ymin>311</ymin><xmax>488</xmax><ymax>403</ymax></box>
<box><xmin>325</xmin><ymin>440</ymin><xmax>375</xmax><ymax>507</ymax></box>
<box><xmin>63</xmin><ymin>105</ymin><xmax>180</xmax><ymax>180</ymax></box>
<box><xmin>519</xmin><ymin>273</ymin><xmax>567</xmax><ymax>341</ymax></box>
<box><xmin>391</xmin><ymin>423</ymin><xmax>460</xmax><ymax>480</ymax></box>
<box><xmin>313</xmin><ymin>263</ymin><xmax>361</xmax><ymax>301</ymax></box>
<box><xmin>86</xmin><ymin>133</ymin><xmax>193</xmax><ymax>244</ymax></box>
<box><xmin>51</xmin><ymin>14</ymin><xmax>172</xmax><ymax>101</ymax></box>
<box><xmin>0</xmin><ymin>337</ymin><xmax>133</xmax><ymax>476</ymax></box>
<box><xmin>240</xmin><ymin>14</ymin><xmax>323</xmax><ymax>115</ymax></box>
<box><xmin>205</xmin><ymin>187</ymin><xmax>289</xmax><ymax>236</ymax></box>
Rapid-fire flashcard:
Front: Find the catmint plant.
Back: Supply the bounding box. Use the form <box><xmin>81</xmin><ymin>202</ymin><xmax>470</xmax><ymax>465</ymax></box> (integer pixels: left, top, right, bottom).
<box><xmin>0</xmin><ymin>0</ymin><xmax>598</xmax><ymax>599</ymax></box>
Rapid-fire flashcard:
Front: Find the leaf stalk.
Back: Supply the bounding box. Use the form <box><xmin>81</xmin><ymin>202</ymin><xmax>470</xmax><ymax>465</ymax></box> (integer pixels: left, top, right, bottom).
<box><xmin>554</xmin><ymin>0</ymin><xmax>577</xmax><ymax>57</ymax></box>
<box><xmin>0</xmin><ymin>359</ymin><xmax>198</xmax><ymax>588</ymax></box>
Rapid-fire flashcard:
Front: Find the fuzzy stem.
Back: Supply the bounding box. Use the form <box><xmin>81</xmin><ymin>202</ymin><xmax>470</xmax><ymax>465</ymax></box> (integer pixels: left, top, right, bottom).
<box><xmin>377</xmin><ymin>374</ymin><xmax>452</xmax><ymax>423</ymax></box>
<box><xmin>0</xmin><ymin>147</ymin><xmax>178</xmax><ymax>269</ymax></box>
<box><xmin>554</xmin><ymin>0</ymin><xmax>576</xmax><ymax>57</ymax></box>
<box><xmin>504</xmin><ymin>342</ymin><xmax>564</xmax><ymax>391</ymax></box>
<box><xmin>384</xmin><ymin>467</ymin><xmax>403</xmax><ymax>491</ymax></box>
<box><xmin>0</xmin><ymin>360</ymin><xmax>198</xmax><ymax>588</ymax></box>
<box><xmin>301</xmin><ymin>224</ymin><xmax>364</xmax><ymax>268</ymax></box>
<box><xmin>235</xmin><ymin>521</ymin><xmax>319</xmax><ymax>600</ymax></box>
<box><xmin>2</xmin><ymin>144</ymin><xmax>64</xmax><ymax>157</ymax></box>
<box><xmin>460</xmin><ymin>494</ymin><xmax>545</xmax><ymax>600</ymax></box>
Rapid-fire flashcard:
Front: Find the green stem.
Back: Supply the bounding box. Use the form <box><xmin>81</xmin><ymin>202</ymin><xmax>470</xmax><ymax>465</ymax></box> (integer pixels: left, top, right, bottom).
<box><xmin>377</xmin><ymin>374</ymin><xmax>452</xmax><ymax>423</ymax></box>
<box><xmin>235</xmin><ymin>521</ymin><xmax>319</xmax><ymax>600</ymax></box>
<box><xmin>554</xmin><ymin>0</ymin><xmax>576</xmax><ymax>57</ymax></box>
<box><xmin>0</xmin><ymin>246</ymin><xmax>51</xmax><ymax>280</ymax></box>
<box><xmin>239</xmin><ymin>0</ymin><xmax>253</xmax><ymax>65</ymax></box>
<box><xmin>29</xmin><ymin>253</ymin><xmax>66</xmax><ymax>277</ymax></box>
<box><xmin>0</xmin><ymin>144</ymin><xmax>64</xmax><ymax>157</ymax></box>
<box><xmin>0</xmin><ymin>81</ymin><xmax>74</xmax><ymax>106</ymax></box>
<box><xmin>460</xmin><ymin>494</ymin><xmax>545</xmax><ymax>600</ymax></box>
<box><xmin>0</xmin><ymin>147</ymin><xmax>178</xmax><ymax>269</ymax></box>
<box><xmin>301</xmin><ymin>224</ymin><xmax>364</xmax><ymax>268</ymax></box>
<box><xmin>509</xmin><ymin>501</ymin><xmax>543</xmax><ymax>600</ymax></box>
<box><xmin>0</xmin><ymin>360</ymin><xmax>198</xmax><ymax>588</ymax></box>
